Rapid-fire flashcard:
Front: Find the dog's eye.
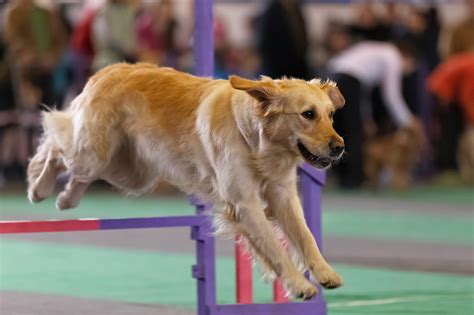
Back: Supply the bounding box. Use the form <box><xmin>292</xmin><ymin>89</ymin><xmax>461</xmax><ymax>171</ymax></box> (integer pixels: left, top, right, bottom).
<box><xmin>301</xmin><ymin>110</ymin><xmax>315</xmax><ymax>120</ymax></box>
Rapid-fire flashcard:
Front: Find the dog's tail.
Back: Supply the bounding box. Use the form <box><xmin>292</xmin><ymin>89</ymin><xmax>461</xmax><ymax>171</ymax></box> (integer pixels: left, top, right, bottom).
<box><xmin>42</xmin><ymin>110</ymin><xmax>74</xmax><ymax>151</ymax></box>
<box><xmin>27</xmin><ymin>110</ymin><xmax>72</xmax><ymax>203</ymax></box>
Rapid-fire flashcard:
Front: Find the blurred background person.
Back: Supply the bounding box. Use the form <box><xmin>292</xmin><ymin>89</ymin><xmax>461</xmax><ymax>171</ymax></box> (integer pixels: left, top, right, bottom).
<box><xmin>51</xmin><ymin>2</ymin><xmax>74</xmax><ymax>108</ymax></box>
<box><xmin>326</xmin><ymin>26</ymin><xmax>417</xmax><ymax>189</ymax></box>
<box><xmin>66</xmin><ymin>2</ymin><xmax>98</xmax><ymax>101</ymax></box>
<box><xmin>0</xmin><ymin>26</ymin><xmax>16</xmax><ymax>187</ymax></box>
<box><xmin>257</xmin><ymin>0</ymin><xmax>309</xmax><ymax>79</ymax></box>
<box><xmin>428</xmin><ymin>53</ymin><xmax>474</xmax><ymax>185</ymax></box>
<box><xmin>135</xmin><ymin>0</ymin><xmax>179</xmax><ymax>67</ymax></box>
<box><xmin>431</xmin><ymin>0</ymin><xmax>474</xmax><ymax>178</ymax></box>
<box><xmin>212</xmin><ymin>14</ymin><xmax>233</xmax><ymax>78</ymax></box>
<box><xmin>348</xmin><ymin>4</ymin><xmax>391</xmax><ymax>42</ymax></box>
<box><xmin>448</xmin><ymin>0</ymin><xmax>474</xmax><ymax>56</ymax></box>
<box><xmin>91</xmin><ymin>0</ymin><xmax>138</xmax><ymax>71</ymax></box>
<box><xmin>4</xmin><ymin>0</ymin><xmax>67</xmax><ymax>108</ymax></box>
<box><xmin>401</xmin><ymin>7</ymin><xmax>441</xmax><ymax>72</ymax></box>
<box><xmin>2</xmin><ymin>0</ymin><xmax>67</xmax><ymax>183</ymax></box>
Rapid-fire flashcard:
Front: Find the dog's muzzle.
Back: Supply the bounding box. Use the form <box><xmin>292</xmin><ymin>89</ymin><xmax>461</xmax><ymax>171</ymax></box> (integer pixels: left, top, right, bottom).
<box><xmin>297</xmin><ymin>141</ymin><xmax>335</xmax><ymax>169</ymax></box>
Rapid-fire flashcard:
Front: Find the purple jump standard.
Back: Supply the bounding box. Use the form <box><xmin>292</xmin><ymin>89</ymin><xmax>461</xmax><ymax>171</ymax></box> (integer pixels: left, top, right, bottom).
<box><xmin>191</xmin><ymin>0</ymin><xmax>327</xmax><ymax>314</ymax></box>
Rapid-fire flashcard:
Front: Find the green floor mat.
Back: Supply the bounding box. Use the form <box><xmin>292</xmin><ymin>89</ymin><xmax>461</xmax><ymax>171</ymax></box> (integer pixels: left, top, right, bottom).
<box><xmin>1</xmin><ymin>240</ymin><xmax>472</xmax><ymax>314</ymax></box>
<box><xmin>326</xmin><ymin>186</ymin><xmax>474</xmax><ymax>206</ymax></box>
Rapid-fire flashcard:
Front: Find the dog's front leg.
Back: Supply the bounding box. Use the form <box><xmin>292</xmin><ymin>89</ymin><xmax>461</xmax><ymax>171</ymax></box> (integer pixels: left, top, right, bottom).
<box><xmin>233</xmin><ymin>195</ymin><xmax>318</xmax><ymax>299</ymax></box>
<box><xmin>265</xmin><ymin>181</ymin><xmax>343</xmax><ymax>289</ymax></box>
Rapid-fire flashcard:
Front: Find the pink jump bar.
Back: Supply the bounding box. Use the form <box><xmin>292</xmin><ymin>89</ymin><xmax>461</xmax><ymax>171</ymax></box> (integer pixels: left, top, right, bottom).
<box><xmin>0</xmin><ymin>219</ymin><xmax>99</xmax><ymax>233</ymax></box>
<box><xmin>0</xmin><ymin>215</ymin><xmax>205</xmax><ymax>234</ymax></box>
<box><xmin>235</xmin><ymin>237</ymin><xmax>288</xmax><ymax>304</ymax></box>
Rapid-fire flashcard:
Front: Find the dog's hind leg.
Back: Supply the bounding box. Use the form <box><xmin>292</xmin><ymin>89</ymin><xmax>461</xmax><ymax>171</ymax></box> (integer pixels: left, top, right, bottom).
<box><xmin>27</xmin><ymin>143</ymin><xmax>64</xmax><ymax>203</ymax></box>
<box><xmin>28</xmin><ymin>110</ymin><xmax>73</xmax><ymax>203</ymax></box>
<box><xmin>55</xmin><ymin>146</ymin><xmax>110</xmax><ymax>210</ymax></box>
<box><xmin>56</xmin><ymin>177</ymin><xmax>91</xmax><ymax>210</ymax></box>
<box><xmin>54</xmin><ymin>129</ymin><xmax>120</xmax><ymax>211</ymax></box>
<box><xmin>54</xmin><ymin>148</ymin><xmax>107</xmax><ymax>210</ymax></box>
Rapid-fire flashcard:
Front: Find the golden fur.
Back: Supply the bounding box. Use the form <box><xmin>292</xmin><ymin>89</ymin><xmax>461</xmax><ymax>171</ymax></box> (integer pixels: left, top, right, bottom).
<box><xmin>27</xmin><ymin>63</ymin><xmax>346</xmax><ymax>299</ymax></box>
<box><xmin>364</xmin><ymin>119</ymin><xmax>425</xmax><ymax>190</ymax></box>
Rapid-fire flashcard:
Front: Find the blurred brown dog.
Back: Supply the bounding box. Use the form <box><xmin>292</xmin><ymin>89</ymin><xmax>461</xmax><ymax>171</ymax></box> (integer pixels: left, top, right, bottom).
<box><xmin>365</xmin><ymin>119</ymin><xmax>424</xmax><ymax>190</ymax></box>
<box><xmin>458</xmin><ymin>126</ymin><xmax>474</xmax><ymax>185</ymax></box>
<box><xmin>27</xmin><ymin>63</ymin><xmax>346</xmax><ymax>299</ymax></box>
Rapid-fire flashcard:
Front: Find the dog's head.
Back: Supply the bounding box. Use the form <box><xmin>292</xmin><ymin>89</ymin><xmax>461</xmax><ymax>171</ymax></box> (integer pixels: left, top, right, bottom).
<box><xmin>230</xmin><ymin>75</ymin><xmax>345</xmax><ymax>169</ymax></box>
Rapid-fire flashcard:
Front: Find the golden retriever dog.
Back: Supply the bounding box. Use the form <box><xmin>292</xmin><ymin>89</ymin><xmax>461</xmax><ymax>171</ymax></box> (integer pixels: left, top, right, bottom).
<box><xmin>27</xmin><ymin>63</ymin><xmax>345</xmax><ymax>299</ymax></box>
<box><xmin>365</xmin><ymin>119</ymin><xmax>424</xmax><ymax>190</ymax></box>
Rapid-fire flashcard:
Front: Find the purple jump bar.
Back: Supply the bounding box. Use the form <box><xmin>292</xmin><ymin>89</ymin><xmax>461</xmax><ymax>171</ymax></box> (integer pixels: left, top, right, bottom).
<box><xmin>100</xmin><ymin>215</ymin><xmax>205</xmax><ymax>230</ymax></box>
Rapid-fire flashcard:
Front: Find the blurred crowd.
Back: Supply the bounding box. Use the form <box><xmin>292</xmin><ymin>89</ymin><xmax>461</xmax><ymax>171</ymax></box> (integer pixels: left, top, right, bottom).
<box><xmin>0</xmin><ymin>0</ymin><xmax>473</xmax><ymax>189</ymax></box>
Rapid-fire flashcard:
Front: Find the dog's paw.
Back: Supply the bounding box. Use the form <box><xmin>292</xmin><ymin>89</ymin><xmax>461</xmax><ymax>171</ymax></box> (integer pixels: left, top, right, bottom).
<box><xmin>28</xmin><ymin>190</ymin><xmax>41</xmax><ymax>204</ymax></box>
<box><xmin>286</xmin><ymin>276</ymin><xmax>318</xmax><ymax>300</ymax></box>
<box><xmin>28</xmin><ymin>188</ymin><xmax>45</xmax><ymax>204</ymax></box>
<box><xmin>312</xmin><ymin>264</ymin><xmax>343</xmax><ymax>289</ymax></box>
<box><xmin>55</xmin><ymin>192</ymin><xmax>75</xmax><ymax>211</ymax></box>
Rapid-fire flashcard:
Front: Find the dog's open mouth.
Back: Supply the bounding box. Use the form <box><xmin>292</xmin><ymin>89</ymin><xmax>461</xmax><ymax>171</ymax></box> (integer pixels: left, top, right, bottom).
<box><xmin>297</xmin><ymin>141</ymin><xmax>332</xmax><ymax>168</ymax></box>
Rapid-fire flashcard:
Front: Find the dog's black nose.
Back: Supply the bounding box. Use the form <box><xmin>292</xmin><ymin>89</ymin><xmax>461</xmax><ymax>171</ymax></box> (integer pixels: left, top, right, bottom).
<box><xmin>329</xmin><ymin>142</ymin><xmax>345</xmax><ymax>156</ymax></box>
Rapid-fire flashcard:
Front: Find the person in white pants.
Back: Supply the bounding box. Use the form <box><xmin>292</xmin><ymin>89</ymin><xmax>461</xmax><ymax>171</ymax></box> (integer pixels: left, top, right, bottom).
<box><xmin>327</xmin><ymin>30</ymin><xmax>417</xmax><ymax>188</ymax></box>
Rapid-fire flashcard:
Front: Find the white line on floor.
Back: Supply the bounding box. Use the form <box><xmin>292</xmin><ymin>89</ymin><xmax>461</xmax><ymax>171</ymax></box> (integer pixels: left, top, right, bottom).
<box><xmin>328</xmin><ymin>294</ymin><xmax>472</xmax><ymax>308</ymax></box>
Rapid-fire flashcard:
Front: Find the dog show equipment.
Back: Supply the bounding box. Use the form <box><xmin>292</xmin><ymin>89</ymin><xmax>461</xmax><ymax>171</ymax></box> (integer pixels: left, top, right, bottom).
<box><xmin>0</xmin><ymin>1</ymin><xmax>328</xmax><ymax>314</ymax></box>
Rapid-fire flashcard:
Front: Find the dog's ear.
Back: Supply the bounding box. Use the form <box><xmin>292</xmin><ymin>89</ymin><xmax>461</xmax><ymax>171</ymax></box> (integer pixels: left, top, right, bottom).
<box><xmin>311</xmin><ymin>79</ymin><xmax>345</xmax><ymax>109</ymax></box>
<box><xmin>323</xmin><ymin>85</ymin><xmax>345</xmax><ymax>109</ymax></box>
<box><xmin>229</xmin><ymin>75</ymin><xmax>279</xmax><ymax>102</ymax></box>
